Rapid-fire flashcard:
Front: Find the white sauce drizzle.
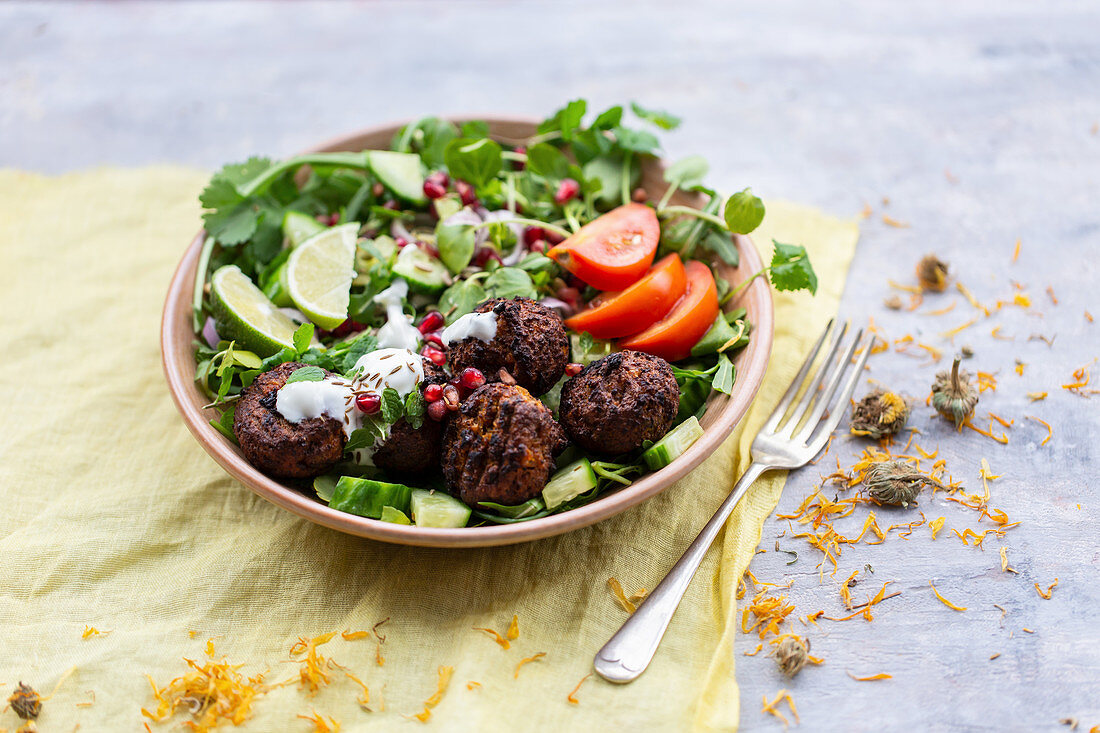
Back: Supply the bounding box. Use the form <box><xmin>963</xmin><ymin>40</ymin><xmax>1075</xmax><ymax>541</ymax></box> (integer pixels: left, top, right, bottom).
<box><xmin>373</xmin><ymin>278</ymin><xmax>421</xmax><ymax>351</ymax></box>
<box><xmin>441</xmin><ymin>310</ymin><xmax>498</xmax><ymax>347</ymax></box>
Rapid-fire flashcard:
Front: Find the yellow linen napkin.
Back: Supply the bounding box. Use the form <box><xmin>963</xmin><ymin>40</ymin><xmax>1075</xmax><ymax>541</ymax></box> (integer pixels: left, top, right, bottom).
<box><xmin>0</xmin><ymin>168</ymin><xmax>857</xmax><ymax>732</ymax></box>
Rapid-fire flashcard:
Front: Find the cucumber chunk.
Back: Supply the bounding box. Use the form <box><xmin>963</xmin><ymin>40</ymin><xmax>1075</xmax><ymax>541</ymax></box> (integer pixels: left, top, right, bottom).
<box><xmin>329</xmin><ymin>477</ymin><xmax>413</xmax><ymax>519</ymax></box>
<box><xmin>542</xmin><ymin>458</ymin><xmax>598</xmax><ymax>510</ymax></box>
<box><xmin>393</xmin><ymin>246</ymin><xmax>449</xmax><ymax>295</ymax></box>
<box><xmin>380</xmin><ymin>506</ymin><xmax>412</xmax><ymax>525</ymax></box>
<box><xmin>282</xmin><ymin>210</ymin><xmax>326</xmax><ymax>247</ymax></box>
<box><xmin>643</xmin><ymin>416</ymin><xmax>704</xmax><ymax>470</ymax></box>
<box><xmin>368</xmin><ymin>150</ymin><xmax>427</xmax><ymax>204</ymax></box>
<box><xmin>410</xmin><ymin>489</ymin><xmax>472</xmax><ymax>528</ymax></box>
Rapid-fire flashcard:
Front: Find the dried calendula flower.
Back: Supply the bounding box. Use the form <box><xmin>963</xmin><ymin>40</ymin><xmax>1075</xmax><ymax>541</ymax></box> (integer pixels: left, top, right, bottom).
<box><xmin>931</xmin><ymin>356</ymin><xmax>979</xmax><ymax>427</ymax></box>
<box><xmin>8</xmin><ymin>682</ymin><xmax>42</xmax><ymax>720</ymax></box>
<box><xmin>774</xmin><ymin>636</ymin><xmax>811</xmax><ymax>678</ymax></box>
<box><xmin>862</xmin><ymin>460</ymin><xmax>943</xmax><ymax>506</ymax></box>
<box><xmin>850</xmin><ymin>389</ymin><xmax>909</xmax><ymax>439</ymax></box>
<box><xmin>917</xmin><ymin>254</ymin><xmax>949</xmax><ymax>292</ymax></box>
<box><xmin>884</xmin><ymin>295</ymin><xmax>903</xmax><ymax>310</ymax></box>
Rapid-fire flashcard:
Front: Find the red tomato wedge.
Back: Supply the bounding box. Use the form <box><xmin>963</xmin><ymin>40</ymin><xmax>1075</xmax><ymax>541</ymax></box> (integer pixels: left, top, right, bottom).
<box><xmin>547</xmin><ymin>203</ymin><xmax>659</xmax><ymax>290</ymax></box>
<box><xmin>619</xmin><ymin>260</ymin><xmax>719</xmax><ymax>362</ymax></box>
<box><xmin>565</xmin><ymin>254</ymin><xmax>687</xmax><ymax>339</ymax></box>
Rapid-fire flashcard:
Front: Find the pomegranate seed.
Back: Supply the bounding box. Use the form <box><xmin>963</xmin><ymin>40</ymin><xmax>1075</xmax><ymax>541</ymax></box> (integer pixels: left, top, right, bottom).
<box><xmin>565</xmin><ymin>362</ymin><xmax>584</xmax><ymax>377</ymax></box>
<box><xmin>456</xmin><ymin>180</ymin><xmax>478</xmax><ymax>206</ymax></box>
<box><xmin>523</xmin><ymin>226</ymin><xmax>545</xmax><ymax>246</ymax></box>
<box><xmin>460</xmin><ymin>367</ymin><xmax>486</xmax><ymax>390</ymax></box>
<box><xmin>426</xmin><ymin>171</ymin><xmax>450</xmax><ymax>188</ymax></box>
<box><xmin>443</xmin><ymin>384</ymin><xmax>461</xmax><ymax>410</ymax></box>
<box><xmin>424</xmin><ymin>332</ymin><xmax>444</xmax><ymax>348</ymax></box>
<box><xmin>513</xmin><ymin>146</ymin><xmax>526</xmax><ymax>170</ymax></box>
<box><xmin>371</xmin><ymin>182</ymin><xmax>385</xmax><ymax>197</ymax></box>
<box><xmin>395</xmin><ymin>237</ymin><xmax>409</xmax><ymax>249</ymax></box>
<box><xmin>473</xmin><ymin>246</ymin><xmax>502</xmax><ymax>267</ymax></box>
<box><xmin>421</xmin><ymin>345</ymin><xmax>447</xmax><ymax>366</ymax></box>
<box><xmin>355</xmin><ymin>392</ymin><xmax>381</xmax><ymax>414</ymax></box>
<box><xmin>528</xmin><ymin>239</ymin><xmax>547</xmax><ymax>254</ymax></box>
<box><xmin>557</xmin><ymin>286</ymin><xmax>581</xmax><ymax>305</ymax></box>
<box><xmin>328</xmin><ymin>213</ymin><xmax>341</xmax><ymax>226</ymax></box>
<box><xmin>423</xmin><ymin>180</ymin><xmax>447</xmax><ymax>200</ymax></box>
<box><xmin>418</xmin><ymin>310</ymin><xmax>445</xmax><ymax>333</ymax></box>
<box><xmin>554</xmin><ymin>178</ymin><xmax>580</xmax><ymax>205</ymax></box>
<box><xmin>427</xmin><ymin>399</ymin><xmax>448</xmax><ymax>422</ymax></box>
<box><xmin>382</xmin><ymin>200</ymin><xmax>400</xmax><ymax>211</ymax></box>
<box><xmin>423</xmin><ymin>383</ymin><xmax>444</xmax><ymax>402</ymax></box>
<box><xmin>632</xmin><ymin>187</ymin><xmax>648</xmax><ymax>203</ymax></box>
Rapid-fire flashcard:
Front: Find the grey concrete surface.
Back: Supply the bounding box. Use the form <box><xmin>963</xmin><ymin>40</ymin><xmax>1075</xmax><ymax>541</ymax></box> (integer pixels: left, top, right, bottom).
<box><xmin>3</xmin><ymin>1</ymin><xmax>1098</xmax><ymax>730</ymax></box>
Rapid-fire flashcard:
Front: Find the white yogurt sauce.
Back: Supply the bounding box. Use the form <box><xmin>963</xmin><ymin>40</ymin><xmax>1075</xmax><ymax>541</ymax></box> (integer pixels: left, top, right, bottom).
<box><xmin>441</xmin><ymin>310</ymin><xmax>498</xmax><ymax>347</ymax></box>
<box><xmin>374</xmin><ymin>278</ymin><xmax>421</xmax><ymax>351</ymax></box>
<box><xmin>273</xmin><ymin>347</ymin><xmax>427</xmax><ymax>465</ymax></box>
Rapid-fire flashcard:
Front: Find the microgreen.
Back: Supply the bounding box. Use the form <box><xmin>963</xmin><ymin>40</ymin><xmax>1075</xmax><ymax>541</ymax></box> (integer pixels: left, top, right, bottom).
<box><xmin>293</xmin><ymin>323</ymin><xmax>315</xmax><ymax>355</ymax></box>
<box><xmin>723</xmin><ymin>188</ymin><xmax>766</xmax><ymax>234</ymax></box>
<box><xmin>630</xmin><ymin>102</ymin><xmax>682</xmax><ymax>131</ymax></box>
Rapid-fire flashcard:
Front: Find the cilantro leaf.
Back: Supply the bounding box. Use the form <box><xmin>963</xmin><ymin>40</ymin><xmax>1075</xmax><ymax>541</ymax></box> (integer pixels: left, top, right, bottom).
<box><xmin>630</xmin><ymin>102</ymin><xmax>681</xmax><ymax>130</ymax></box>
<box><xmin>380</xmin><ymin>387</ymin><xmax>404</xmax><ymax>424</ymax></box>
<box><xmin>340</xmin><ymin>332</ymin><xmax>379</xmax><ymax>376</ymax></box>
<box><xmin>286</xmin><ymin>366</ymin><xmax>326</xmax><ymax>384</ymax></box>
<box><xmin>444</xmin><ymin>137</ymin><xmax>502</xmax><ymax>188</ymax></box>
<box><xmin>203</xmin><ymin>203</ymin><xmax>260</xmax><ymax>246</ymax></box>
<box><xmin>537</xmin><ymin>99</ymin><xmax>587</xmax><ymax>141</ymax></box>
<box><xmin>713</xmin><ymin>355</ymin><xmax>736</xmax><ymax>395</ymax></box>
<box><xmin>770</xmin><ymin>241</ymin><xmax>818</xmax><ymax>294</ymax></box>
<box><xmin>723</xmin><ymin>188</ymin><xmax>766</xmax><ymax>234</ymax></box>
<box><xmin>215</xmin><ymin>157</ymin><xmax>276</xmax><ymax>187</ymax></box>
<box><xmin>293</xmin><ymin>323</ymin><xmax>315</xmax><ymax>355</ymax></box>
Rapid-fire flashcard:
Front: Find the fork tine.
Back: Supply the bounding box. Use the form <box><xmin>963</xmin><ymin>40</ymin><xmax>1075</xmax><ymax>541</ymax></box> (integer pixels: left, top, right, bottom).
<box><xmin>761</xmin><ymin>319</ymin><xmax>836</xmax><ymax>434</ymax></box>
<box><xmin>792</xmin><ymin>328</ymin><xmax>864</xmax><ymax>443</ymax></box>
<box><xmin>774</xmin><ymin>321</ymin><xmax>849</xmax><ymax>437</ymax></box>
<box><xmin>805</xmin><ymin>335</ymin><xmax>875</xmax><ymax>456</ymax></box>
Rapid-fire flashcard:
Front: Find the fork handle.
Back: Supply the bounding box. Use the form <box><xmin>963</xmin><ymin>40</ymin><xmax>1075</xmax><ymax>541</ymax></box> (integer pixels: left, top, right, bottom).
<box><xmin>594</xmin><ymin>461</ymin><xmax>771</xmax><ymax>683</ymax></box>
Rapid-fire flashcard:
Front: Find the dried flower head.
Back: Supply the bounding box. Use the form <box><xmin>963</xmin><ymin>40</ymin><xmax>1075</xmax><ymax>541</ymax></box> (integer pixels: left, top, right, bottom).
<box><xmin>884</xmin><ymin>295</ymin><xmax>903</xmax><ymax>310</ymax></box>
<box><xmin>931</xmin><ymin>356</ymin><xmax>979</xmax><ymax>427</ymax></box>
<box><xmin>917</xmin><ymin>254</ymin><xmax>949</xmax><ymax>292</ymax></box>
<box><xmin>862</xmin><ymin>460</ymin><xmax>944</xmax><ymax>506</ymax></box>
<box><xmin>775</xmin><ymin>636</ymin><xmax>811</xmax><ymax>677</ymax></box>
<box><xmin>9</xmin><ymin>682</ymin><xmax>42</xmax><ymax>720</ymax></box>
<box><xmin>850</xmin><ymin>389</ymin><xmax>909</xmax><ymax>439</ymax></box>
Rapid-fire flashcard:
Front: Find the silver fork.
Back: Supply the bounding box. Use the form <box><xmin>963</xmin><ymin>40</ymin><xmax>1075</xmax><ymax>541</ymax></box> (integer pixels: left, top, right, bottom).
<box><xmin>594</xmin><ymin>320</ymin><xmax>872</xmax><ymax>683</ymax></box>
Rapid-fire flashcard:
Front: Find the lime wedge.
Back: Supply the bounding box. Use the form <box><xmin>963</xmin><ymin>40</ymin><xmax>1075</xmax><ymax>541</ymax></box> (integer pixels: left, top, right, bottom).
<box><xmin>282</xmin><ymin>210</ymin><xmax>326</xmax><ymax>247</ymax></box>
<box><xmin>286</xmin><ymin>223</ymin><xmax>359</xmax><ymax>330</ymax></box>
<box><xmin>210</xmin><ymin>264</ymin><xmax>302</xmax><ymax>356</ymax></box>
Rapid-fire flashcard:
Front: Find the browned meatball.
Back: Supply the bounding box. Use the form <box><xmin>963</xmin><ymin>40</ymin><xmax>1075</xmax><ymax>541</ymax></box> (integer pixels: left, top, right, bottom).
<box><xmin>372</xmin><ymin>359</ymin><xmax>448</xmax><ymax>476</ymax></box>
<box><xmin>447</xmin><ymin>297</ymin><xmax>568</xmax><ymax>396</ymax></box>
<box><xmin>559</xmin><ymin>350</ymin><xmax>679</xmax><ymax>456</ymax></box>
<box><xmin>442</xmin><ymin>382</ymin><xmax>568</xmax><ymax>506</ymax></box>
<box><xmin>234</xmin><ymin>362</ymin><xmax>344</xmax><ymax>479</ymax></box>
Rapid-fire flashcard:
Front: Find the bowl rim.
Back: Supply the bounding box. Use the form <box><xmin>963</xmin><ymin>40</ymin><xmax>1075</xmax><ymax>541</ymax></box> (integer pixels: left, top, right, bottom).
<box><xmin>160</xmin><ymin>116</ymin><xmax>774</xmax><ymax>548</ymax></box>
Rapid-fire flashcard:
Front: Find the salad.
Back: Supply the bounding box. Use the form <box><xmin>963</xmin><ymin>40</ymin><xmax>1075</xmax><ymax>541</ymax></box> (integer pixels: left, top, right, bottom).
<box><xmin>192</xmin><ymin>100</ymin><xmax>817</xmax><ymax>529</ymax></box>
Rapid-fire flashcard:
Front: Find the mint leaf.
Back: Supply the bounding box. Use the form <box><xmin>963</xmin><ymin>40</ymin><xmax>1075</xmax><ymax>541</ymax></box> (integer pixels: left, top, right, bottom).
<box><xmin>525</xmin><ymin>143</ymin><xmax>571</xmax><ymax>180</ymax></box>
<box><xmin>612</xmin><ymin>126</ymin><xmax>660</xmax><ymax>154</ymax></box>
<box><xmin>538</xmin><ymin>99</ymin><xmax>587</xmax><ymax>141</ymax></box>
<box><xmin>380</xmin><ymin>387</ymin><xmax>404</xmax><ymax>424</ymax></box>
<box><xmin>436</xmin><ymin>221</ymin><xmax>477</xmax><ymax>274</ymax></box>
<box><xmin>445</xmin><ymin>137</ymin><xmax>502</xmax><ymax>188</ymax></box>
<box><xmin>286</xmin><ymin>365</ymin><xmax>325</xmax><ymax>384</ymax></box>
<box><xmin>631</xmin><ymin>102</ymin><xmax>681</xmax><ymax>130</ymax></box>
<box><xmin>345</xmin><ymin>422</ymin><xmax>386</xmax><ymax>453</ymax></box>
<box><xmin>770</xmin><ymin>241</ymin><xmax>818</xmax><ymax>294</ymax></box>
<box><xmin>664</xmin><ymin>155</ymin><xmax>709</xmax><ymax>189</ymax></box>
<box><xmin>340</xmin><ymin>332</ymin><xmax>378</xmax><ymax>376</ymax></box>
<box><xmin>404</xmin><ymin>389</ymin><xmax>426</xmax><ymax>430</ymax></box>
<box><xmin>713</xmin><ymin>355</ymin><xmax>736</xmax><ymax>395</ymax></box>
<box><xmin>438</xmin><ymin>279</ymin><xmax>488</xmax><ymax>324</ymax></box>
<box><xmin>723</xmin><ymin>188</ymin><xmax>766</xmax><ymax>234</ymax></box>
<box><xmin>293</xmin><ymin>323</ymin><xmax>315</xmax><ymax>355</ymax></box>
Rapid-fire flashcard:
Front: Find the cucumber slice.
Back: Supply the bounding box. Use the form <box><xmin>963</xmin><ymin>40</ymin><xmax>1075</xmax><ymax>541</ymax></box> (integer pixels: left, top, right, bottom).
<box><xmin>393</xmin><ymin>246</ymin><xmax>449</xmax><ymax>295</ymax></box>
<box><xmin>410</xmin><ymin>489</ymin><xmax>472</xmax><ymax>528</ymax></box>
<box><xmin>542</xmin><ymin>458</ymin><xmax>598</xmax><ymax>510</ymax></box>
<box><xmin>380</xmin><ymin>506</ymin><xmax>412</xmax><ymax>525</ymax></box>
<box><xmin>282</xmin><ymin>210</ymin><xmax>326</xmax><ymax>247</ymax></box>
<box><xmin>368</xmin><ymin>150</ymin><xmax>427</xmax><ymax>204</ymax></box>
<box><xmin>643</xmin><ymin>416</ymin><xmax>704</xmax><ymax>470</ymax></box>
<box><xmin>329</xmin><ymin>477</ymin><xmax>413</xmax><ymax>519</ymax></box>
<box><xmin>313</xmin><ymin>474</ymin><xmax>339</xmax><ymax>503</ymax></box>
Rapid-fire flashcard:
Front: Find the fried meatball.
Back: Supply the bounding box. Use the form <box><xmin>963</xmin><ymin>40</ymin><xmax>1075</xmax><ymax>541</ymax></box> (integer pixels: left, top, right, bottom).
<box><xmin>447</xmin><ymin>297</ymin><xmax>569</xmax><ymax>396</ymax></box>
<box><xmin>559</xmin><ymin>350</ymin><xmax>679</xmax><ymax>456</ymax></box>
<box><xmin>371</xmin><ymin>359</ymin><xmax>448</xmax><ymax>476</ymax></box>
<box><xmin>442</xmin><ymin>382</ymin><xmax>568</xmax><ymax>506</ymax></box>
<box><xmin>234</xmin><ymin>362</ymin><xmax>344</xmax><ymax>479</ymax></box>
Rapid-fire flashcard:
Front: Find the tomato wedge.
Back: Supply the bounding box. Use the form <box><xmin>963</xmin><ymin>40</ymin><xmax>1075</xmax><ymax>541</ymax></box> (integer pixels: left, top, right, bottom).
<box><xmin>619</xmin><ymin>260</ymin><xmax>719</xmax><ymax>362</ymax></box>
<box><xmin>565</xmin><ymin>254</ymin><xmax>687</xmax><ymax>339</ymax></box>
<box><xmin>547</xmin><ymin>203</ymin><xmax>659</xmax><ymax>290</ymax></box>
